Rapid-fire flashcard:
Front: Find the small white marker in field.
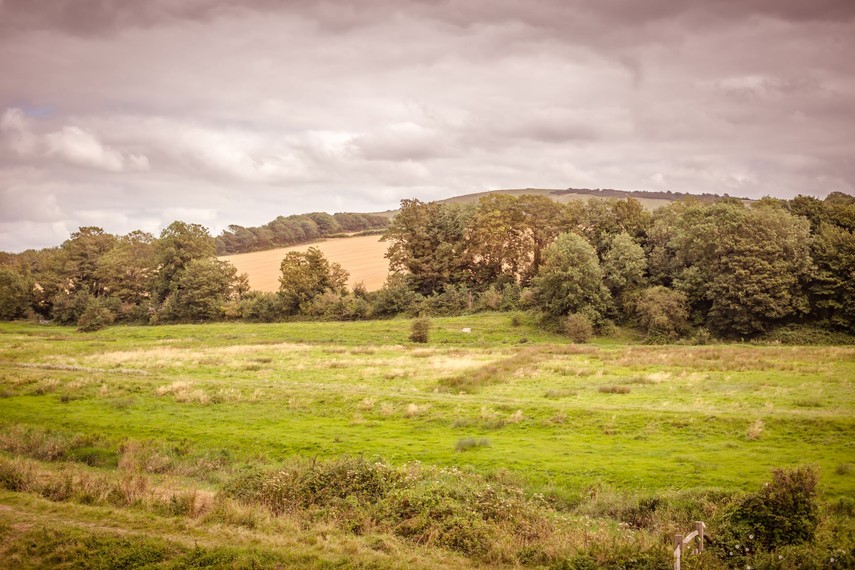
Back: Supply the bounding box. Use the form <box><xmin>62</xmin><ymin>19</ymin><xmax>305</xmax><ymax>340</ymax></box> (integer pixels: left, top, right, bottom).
<box><xmin>460</xmin><ymin>327</ymin><xmax>472</xmax><ymax>333</ymax></box>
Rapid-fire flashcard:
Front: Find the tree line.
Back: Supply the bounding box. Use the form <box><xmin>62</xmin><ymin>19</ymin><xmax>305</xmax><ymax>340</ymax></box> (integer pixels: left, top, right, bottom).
<box><xmin>379</xmin><ymin>192</ymin><xmax>854</xmax><ymax>339</ymax></box>
<box><xmin>215</xmin><ymin>211</ymin><xmax>389</xmax><ymax>255</ymax></box>
<box><xmin>0</xmin><ymin>192</ymin><xmax>853</xmax><ymax>340</ymax></box>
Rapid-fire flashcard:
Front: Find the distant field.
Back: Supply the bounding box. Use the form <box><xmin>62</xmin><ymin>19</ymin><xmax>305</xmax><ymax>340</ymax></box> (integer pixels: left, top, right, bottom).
<box><xmin>0</xmin><ymin>316</ymin><xmax>852</xmax><ymax>567</ymax></box>
<box><xmin>220</xmin><ymin>234</ymin><xmax>390</xmax><ymax>292</ymax></box>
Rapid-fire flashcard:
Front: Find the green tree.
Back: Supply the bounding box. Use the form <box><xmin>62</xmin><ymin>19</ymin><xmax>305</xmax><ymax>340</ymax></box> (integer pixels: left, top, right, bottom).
<box><xmin>809</xmin><ymin>223</ymin><xmax>855</xmax><ymax>332</ymax></box>
<box><xmin>466</xmin><ymin>194</ymin><xmax>568</xmax><ymax>287</ymax></box>
<box><xmin>154</xmin><ymin>221</ymin><xmax>216</xmax><ymax>301</ymax></box>
<box><xmin>96</xmin><ymin>230</ymin><xmax>157</xmax><ymax>308</ymax></box>
<box><xmin>634</xmin><ymin>286</ymin><xmax>690</xmax><ymax>341</ymax></box>
<box><xmin>161</xmin><ymin>258</ymin><xmax>243</xmax><ymax>322</ymax></box>
<box><xmin>58</xmin><ymin>226</ymin><xmax>118</xmax><ymax>297</ymax></box>
<box><xmin>602</xmin><ymin>233</ymin><xmax>647</xmax><ymax>298</ymax></box>
<box><xmin>531</xmin><ymin>232</ymin><xmax>610</xmax><ymax>324</ymax></box>
<box><xmin>382</xmin><ymin>199</ymin><xmax>472</xmax><ymax>295</ymax></box>
<box><xmin>0</xmin><ymin>267</ymin><xmax>32</xmax><ymax>320</ymax></box>
<box><xmin>278</xmin><ymin>247</ymin><xmax>349</xmax><ymax>315</ymax></box>
<box><xmin>581</xmin><ymin>198</ymin><xmax>651</xmax><ymax>254</ymax></box>
<box><xmin>517</xmin><ymin>195</ymin><xmax>569</xmax><ymax>282</ymax></box>
<box><xmin>670</xmin><ymin>202</ymin><xmax>813</xmax><ymax>336</ymax></box>
<box><xmin>466</xmin><ymin>194</ymin><xmax>528</xmax><ymax>286</ymax></box>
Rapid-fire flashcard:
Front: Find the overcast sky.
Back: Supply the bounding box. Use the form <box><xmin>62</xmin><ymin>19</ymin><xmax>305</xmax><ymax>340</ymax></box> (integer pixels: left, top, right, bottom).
<box><xmin>1</xmin><ymin>0</ymin><xmax>854</xmax><ymax>251</ymax></box>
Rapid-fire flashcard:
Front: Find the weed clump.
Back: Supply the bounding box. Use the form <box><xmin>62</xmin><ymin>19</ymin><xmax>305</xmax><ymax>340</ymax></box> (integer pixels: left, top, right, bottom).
<box><xmin>455</xmin><ymin>437</ymin><xmax>490</xmax><ymax>451</ymax></box>
<box><xmin>409</xmin><ymin>316</ymin><xmax>430</xmax><ymax>343</ymax></box>
<box><xmin>745</xmin><ymin>419</ymin><xmax>765</xmax><ymax>440</ymax></box>
<box><xmin>563</xmin><ymin>313</ymin><xmax>593</xmax><ymax>343</ymax></box>
<box><xmin>598</xmin><ymin>385</ymin><xmax>631</xmax><ymax>394</ymax></box>
<box><xmin>544</xmin><ymin>388</ymin><xmax>576</xmax><ymax>399</ymax></box>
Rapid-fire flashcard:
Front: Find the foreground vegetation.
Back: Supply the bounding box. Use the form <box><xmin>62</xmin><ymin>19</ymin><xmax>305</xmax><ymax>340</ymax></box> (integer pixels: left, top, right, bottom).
<box><xmin>1</xmin><ymin>315</ymin><xmax>853</xmax><ymax>567</ymax></box>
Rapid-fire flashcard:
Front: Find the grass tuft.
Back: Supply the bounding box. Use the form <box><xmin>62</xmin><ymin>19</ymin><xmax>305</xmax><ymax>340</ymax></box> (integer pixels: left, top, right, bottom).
<box><xmin>455</xmin><ymin>437</ymin><xmax>491</xmax><ymax>451</ymax></box>
<box><xmin>598</xmin><ymin>385</ymin><xmax>631</xmax><ymax>394</ymax></box>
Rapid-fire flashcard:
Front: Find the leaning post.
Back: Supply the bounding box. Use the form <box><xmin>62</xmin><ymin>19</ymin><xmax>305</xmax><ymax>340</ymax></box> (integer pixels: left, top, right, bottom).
<box><xmin>674</xmin><ymin>533</ymin><xmax>683</xmax><ymax>570</ymax></box>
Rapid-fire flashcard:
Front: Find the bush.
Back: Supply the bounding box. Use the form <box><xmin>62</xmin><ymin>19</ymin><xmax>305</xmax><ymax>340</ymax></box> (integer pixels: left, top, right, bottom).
<box><xmin>564</xmin><ymin>313</ymin><xmax>593</xmax><ymax>343</ymax></box>
<box><xmin>758</xmin><ymin>324</ymin><xmax>855</xmax><ymax>346</ymax></box>
<box><xmin>717</xmin><ymin>465</ymin><xmax>819</xmax><ymax>555</ymax></box>
<box><xmin>50</xmin><ymin>290</ymin><xmax>93</xmax><ymax>325</ymax></box>
<box><xmin>304</xmin><ymin>292</ymin><xmax>371</xmax><ymax>321</ymax></box>
<box><xmin>238</xmin><ymin>291</ymin><xmax>282</xmax><ymax>322</ymax></box>
<box><xmin>410</xmin><ymin>316</ymin><xmax>430</xmax><ymax>343</ymax></box>
<box><xmin>370</xmin><ymin>275</ymin><xmax>423</xmax><ymax>317</ymax></box>
<box><xmin>77</xmin><ymin>301</ymin><xmax>116</xmax><ymax>332</ymax></box>
<box><xmin>634</xmin><ymin>286</ymin><xmax>689</xmax><ymax>342</ymax></box>
<box><xmin>420</xmin><ymin>284</ymin><xmax>472</xmax><ymax>316</ymax></box>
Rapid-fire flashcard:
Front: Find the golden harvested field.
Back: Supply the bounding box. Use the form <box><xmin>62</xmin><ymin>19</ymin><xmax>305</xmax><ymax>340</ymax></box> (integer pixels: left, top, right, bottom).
<box><xmin>220</xmin><ymin>234</ymin><xmax>390</xmax><ymax>292</ymax></box>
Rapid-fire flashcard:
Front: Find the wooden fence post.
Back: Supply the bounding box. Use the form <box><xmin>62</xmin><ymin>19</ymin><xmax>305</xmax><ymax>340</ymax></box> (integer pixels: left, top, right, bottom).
<box><xmin>674</xmin><ymin>534</ymin><xmax>683</xmax><ymax>570</ymax></box>
<box><xmin>696</xmin><ymin>521</ymin><xmax>704</xmax><ymax>553</ymax></box>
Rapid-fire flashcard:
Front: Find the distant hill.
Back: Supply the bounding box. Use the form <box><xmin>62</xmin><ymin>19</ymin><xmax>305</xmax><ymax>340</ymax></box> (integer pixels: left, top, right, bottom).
<box><xmin>437</xmin><ymin>187</ymin><xmax>749</xmax><ymax>209</ymax></box>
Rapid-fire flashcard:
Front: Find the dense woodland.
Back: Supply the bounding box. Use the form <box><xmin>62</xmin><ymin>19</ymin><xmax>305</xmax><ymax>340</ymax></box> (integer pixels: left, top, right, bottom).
<box><xmin>0</xmin><ymin>192</ymin><xmax>853</xmax><ymax>340</ymax></box>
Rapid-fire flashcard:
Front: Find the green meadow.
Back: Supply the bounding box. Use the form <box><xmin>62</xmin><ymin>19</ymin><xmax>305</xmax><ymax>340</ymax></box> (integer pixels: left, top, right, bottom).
<box><xmin>1</xmin><ymin>315</ymin><xmax>853</xmax><ymax>568</ymax></box>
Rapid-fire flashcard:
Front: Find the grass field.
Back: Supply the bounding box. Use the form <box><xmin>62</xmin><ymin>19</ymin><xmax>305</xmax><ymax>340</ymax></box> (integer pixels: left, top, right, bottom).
<box><xmin>1</xmin><ymin>315</ymin><xmax>853</xmax><ymax>567</ymax></box>
<box><xmin>220</xmin><ymin>234</ymin><xmax>390</xmax><ymax>292</ymax></box>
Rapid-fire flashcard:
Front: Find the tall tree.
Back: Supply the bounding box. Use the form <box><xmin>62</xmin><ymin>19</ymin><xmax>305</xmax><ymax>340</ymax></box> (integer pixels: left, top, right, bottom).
<box><xmin>531</xmin><ymin>232</ymin><xmax>610</xmax><ymax>323</ymax></box>
<box><xmin>809</xmin><ymin>223</ymin><xmax>855</xmax><ymax>332</ymax></box>
<box><xmin>0</xmin><ymin>267</ymin><xmax>32</xmax><ymax>320</ymax></box>
<box><xmin>59</xmin><ymin>227</ymin><xmax>118</xmax><ymax>297</ymax></box>
<box><xmin>161</xmin><ymin>258</ymin><xmax>244</xmax><ymax>322</ymax></box>
<box><xmin>96</xmin><ymin>230</ymin><xmax>157</xmax><ymax>306</ymax></box>
<box><xmin>382</xmin><ymin>199</ymin><xmax>472</xmax><ymax>295</ymax></box>
<box><xmin>466</xmin><ymin>194</ymin><xmax>528</xmax><ymax>286</ymax></box>
<box><xmin>154</xmin><ymin>221</ymin><xmax>215</xmax><ymax>302</ymax></box>
<box><xmin>278</xmin><ymin>247</ymin><xmax>349</xmax><ymax>315</ymax></box>
<box><xmin>601</xmin><ymin>232</ymin><xmax>648</xmax><ymax>317</ymax></box>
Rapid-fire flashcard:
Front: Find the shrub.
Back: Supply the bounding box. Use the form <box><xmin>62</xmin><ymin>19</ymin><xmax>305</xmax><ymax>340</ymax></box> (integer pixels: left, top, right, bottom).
<box><xmin>717</xmin><ymin>465</ymin><xmax>819</xmax><ymax>554</ymax></box>
<box><xmin>222</xmin><ymin>457</ymin><xmax>400</xmax><ymax>514</ymax></box>
<box><xmin>759</xmin><ymin>324</ymin><xmax>855</xmax><ymax>346</ymax></box>
<box><xmin>634</xmin><ymin>286</ymin><xmax>690</xmax><ymax>342</ymax></box>
<box><xmin>564</xmin><ymin>313</ymin><xmax>593</xmax><ymax>343</ymax></box>
<box><xmin>370</xmin><ymin>275</ymin><xmax>423</xmax><ymax>317</ymax></box>
<box><xmin>77</xmin><ymin>302</ymin><xmax>116</xmax><ymax>332</ymax></box>
<box><xmin>409</xmin><ymin>316</ymin><xmax>430</xmax><ymax>343</ymax></box>
<box><xmin>420</xmin><ymin>284</ymin><xmax>472</xmax><ymax>316</ymax></box>
<box><xmin>238</xmin><ymin>291</ymin><xmax>282</xmax><ymax>322</ymax></box>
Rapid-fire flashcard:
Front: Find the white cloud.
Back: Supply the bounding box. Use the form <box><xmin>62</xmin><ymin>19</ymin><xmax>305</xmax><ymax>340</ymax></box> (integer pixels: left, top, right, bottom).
<box><xmin>1</xmin><ymin>107</ymin><xmax>150</xmax><ymax>173</ymax></box>
<box><xmin>46</xmin><ymin>126</ymin><xmax>127</xmax><ymax>172</ymax></box>
<box><xmin>1</xmin><ymin>108</ymin><xmax>38</xmax><ymax>155</ymax></box>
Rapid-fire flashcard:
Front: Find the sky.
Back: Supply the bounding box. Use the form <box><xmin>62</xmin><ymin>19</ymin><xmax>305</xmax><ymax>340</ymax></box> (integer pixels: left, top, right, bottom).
<box><xmin>1</xmin><ymin>0</ymin><xmax>854</xmax><ymax>252</ymax></box>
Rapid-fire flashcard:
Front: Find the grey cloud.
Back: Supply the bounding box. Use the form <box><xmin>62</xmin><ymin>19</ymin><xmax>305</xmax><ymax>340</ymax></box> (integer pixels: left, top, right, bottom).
<box><xmin>0</xmin><ymin>0</ymin><xmax>853</xmax><ymax>252</ymax></box>
<box><xmin>351</xmin><ymin>122</ymin><xmax>452</xmax><ymax>161</ymax></box>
